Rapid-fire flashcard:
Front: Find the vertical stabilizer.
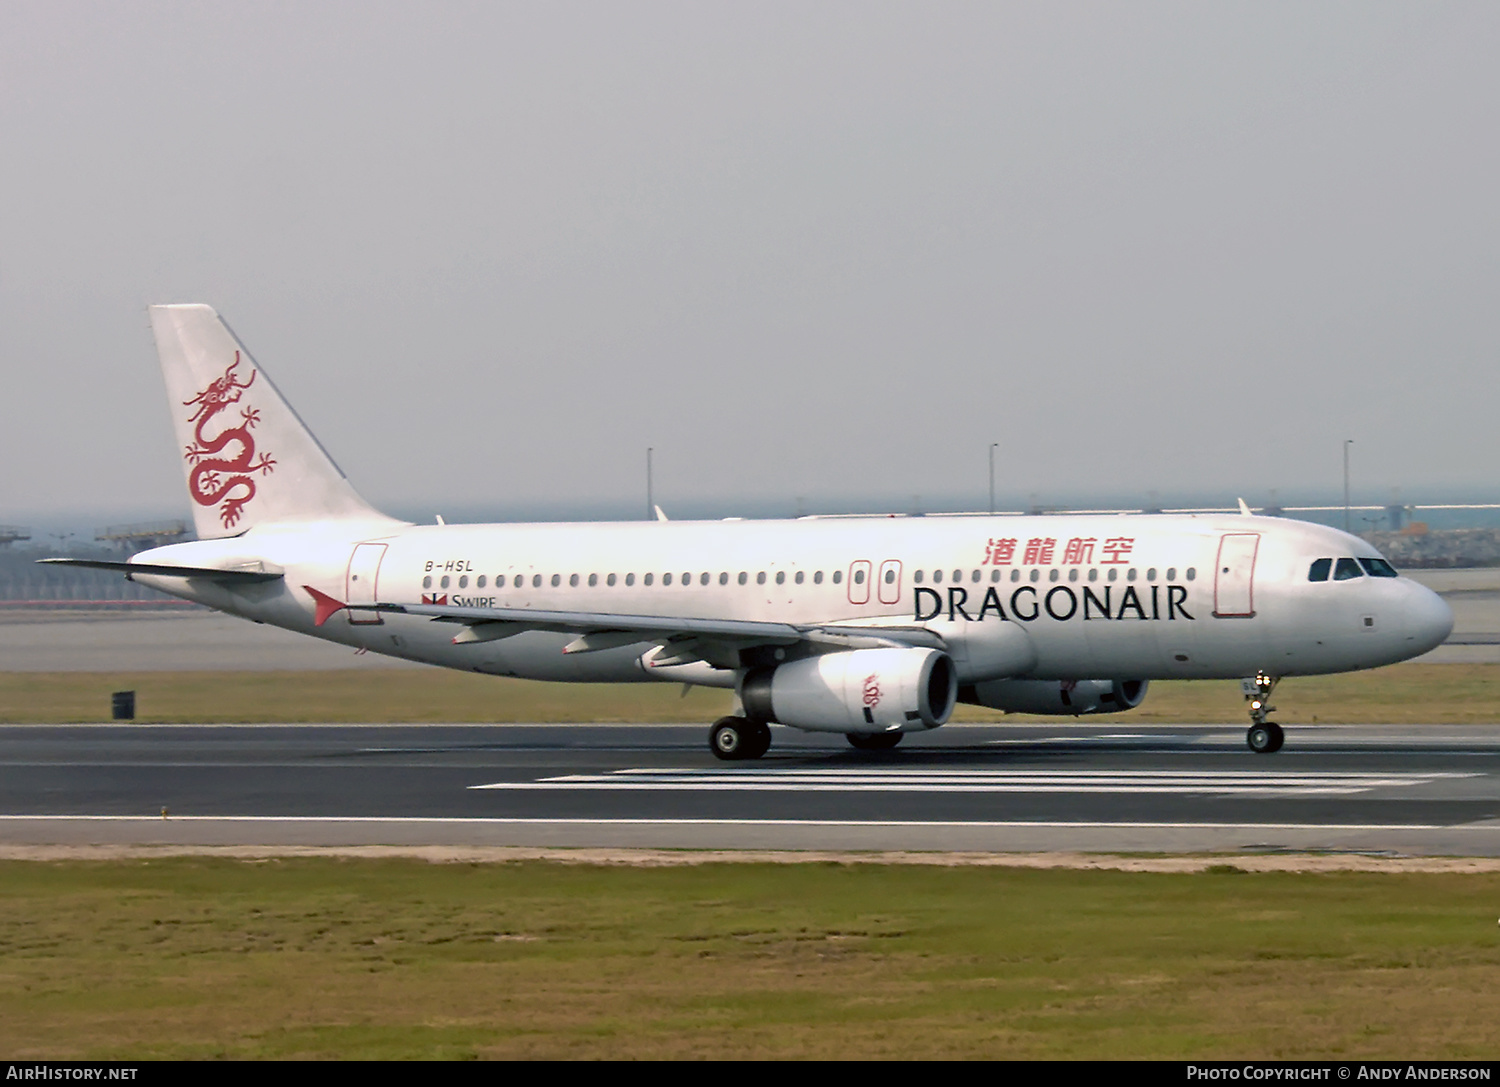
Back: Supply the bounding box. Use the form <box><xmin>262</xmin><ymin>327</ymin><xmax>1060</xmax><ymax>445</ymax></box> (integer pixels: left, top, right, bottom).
<box><xmin>150</xmin><ymin>304</ymin><xmax>389</xmax><ymax>539</ymax></box>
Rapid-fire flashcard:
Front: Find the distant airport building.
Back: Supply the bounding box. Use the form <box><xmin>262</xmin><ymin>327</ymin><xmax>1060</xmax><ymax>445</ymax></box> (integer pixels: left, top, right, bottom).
<box><xmin>0</xmin><ymin>519</ymin><xmax>197</xmax><ymax>609</ymax></box>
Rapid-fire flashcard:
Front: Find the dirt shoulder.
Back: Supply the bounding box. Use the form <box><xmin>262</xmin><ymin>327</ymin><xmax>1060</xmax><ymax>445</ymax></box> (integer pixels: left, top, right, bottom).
<box><xmin>4</xmin><ymin>843</ymin><xmax>1500</xmax><ymax>872</ymax></box>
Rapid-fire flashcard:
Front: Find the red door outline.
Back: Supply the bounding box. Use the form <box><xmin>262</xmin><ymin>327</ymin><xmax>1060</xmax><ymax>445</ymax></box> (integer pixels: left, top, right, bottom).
<box><xmin>847</xmin><ymin>560</ymin><xmax>872</xmax><ymax>605</ymax></box>
<box><xmin>1213</xmin><ymin>533</ymin><xmax>1260</xmax><ymax>618</ymax></box>
<box><xmin>877</xmin><ymin>559</ymin><xmax>902</xmax><ymax>605</ymax></box>
<box><xmin>346</xmin><ymin>543</ymin><xmax>388</xmax><ymax>625</ymax></box>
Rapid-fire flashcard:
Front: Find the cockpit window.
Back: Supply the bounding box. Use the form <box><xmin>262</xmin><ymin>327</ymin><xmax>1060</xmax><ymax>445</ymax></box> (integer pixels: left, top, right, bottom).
<box><xmin>1308</xmin><ymin>558</ymin><xmax>1332</xmax><ymax>582</ymax></box>
<box><xmin>1359</xmin><ymin>557</ymin><xmax>1398</xmax><ymax>578</ymax></box>
<box><xmin>1334</xmin><ymin>557</ymin><xmax>1364</xmax><ymax>581</ymax></box>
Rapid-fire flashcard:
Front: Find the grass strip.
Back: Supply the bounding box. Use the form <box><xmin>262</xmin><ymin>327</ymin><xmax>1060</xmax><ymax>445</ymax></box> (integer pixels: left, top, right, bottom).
<box><xmin>1</xmin><ymin>662</ymin><xmax>1498</xmax><ymax>724</ymax></box>
<box><xmin>2</xmin><ymin>857</ymin><xmax>1499</xmax><ymax>1059</ymax></box>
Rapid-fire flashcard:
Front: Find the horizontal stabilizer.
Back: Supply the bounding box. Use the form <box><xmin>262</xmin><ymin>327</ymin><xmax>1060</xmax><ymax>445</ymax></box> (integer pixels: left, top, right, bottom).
<box><xmin>39</xmin><ymin>558</ymin><xmax>283</xmax><ymax>583</ymax></box>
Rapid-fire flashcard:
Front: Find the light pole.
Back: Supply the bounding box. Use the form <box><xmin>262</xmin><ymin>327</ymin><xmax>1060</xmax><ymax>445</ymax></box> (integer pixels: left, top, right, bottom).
<box><xmin>646</xmin><ymin>447</ymin><xmax>654</xmax><ymax>521</ymax></box>
<box><xmin>988</xmin><ymin>443</ymin><xmax>998</xmax><ymax>515</ymax></box>
<box><xmin>1343</xmin><ymin>439</ymin><xmax>1353</xmax><ymax>533</ymax></box>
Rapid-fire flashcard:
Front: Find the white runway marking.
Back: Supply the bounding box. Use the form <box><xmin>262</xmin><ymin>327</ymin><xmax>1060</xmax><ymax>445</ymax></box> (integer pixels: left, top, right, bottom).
<box><xmin>469</xmin><ymin>768</ymin><xmax>1480</xmax><ymax>797</ymax></box>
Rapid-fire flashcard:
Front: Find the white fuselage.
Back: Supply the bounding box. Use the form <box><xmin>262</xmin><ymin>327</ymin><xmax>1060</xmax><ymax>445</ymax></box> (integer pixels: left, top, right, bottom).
<box><xmin>133</xmin><ymin>511</ymin><xmax>1453</xmax><ymax>690</ymax></box>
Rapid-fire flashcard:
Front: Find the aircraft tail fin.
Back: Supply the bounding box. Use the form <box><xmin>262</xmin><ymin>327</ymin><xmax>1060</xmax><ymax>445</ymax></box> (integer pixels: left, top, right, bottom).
<box><xmin>149</xmin><ymin>304</ymin><xmax>391</xmax><ymax>539</ymax></box>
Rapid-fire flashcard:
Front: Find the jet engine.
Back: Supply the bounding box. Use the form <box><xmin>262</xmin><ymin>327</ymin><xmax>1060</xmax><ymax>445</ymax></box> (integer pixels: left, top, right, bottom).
<box><xmin>959</xmin><ymin>678</ymin><xmax>1149</xmax><ymax>716</ymax></box>
<box><xmin>740</xmin><ymin>647</ymin><xmax>958</xmax><ymax>733</ymax></box>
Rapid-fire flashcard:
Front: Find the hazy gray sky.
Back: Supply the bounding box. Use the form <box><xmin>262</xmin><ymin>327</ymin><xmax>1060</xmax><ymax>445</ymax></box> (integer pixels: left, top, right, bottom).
<box><xmin>2</xmin><ymin>2</ymin><xmax>1497</xmax><ymax>525</ymax></box>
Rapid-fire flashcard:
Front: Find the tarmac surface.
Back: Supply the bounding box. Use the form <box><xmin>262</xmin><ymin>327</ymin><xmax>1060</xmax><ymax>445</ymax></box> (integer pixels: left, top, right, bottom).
<box><xmin>4</xmin><ymin>722</ymin><xmax>1499</xmax><ymax>856</ymax></box>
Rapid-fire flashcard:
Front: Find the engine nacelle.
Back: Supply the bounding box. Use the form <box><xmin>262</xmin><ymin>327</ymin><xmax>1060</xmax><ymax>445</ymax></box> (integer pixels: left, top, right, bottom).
<box><xmin>741</xmin><ymin>647</ymin><xmax>958</xmax><ymax>734</ymax></box>
<box><xmin>960</xmin><ymin>678</ymin><xmax>1149</xmax><ymax>716</ymax></box>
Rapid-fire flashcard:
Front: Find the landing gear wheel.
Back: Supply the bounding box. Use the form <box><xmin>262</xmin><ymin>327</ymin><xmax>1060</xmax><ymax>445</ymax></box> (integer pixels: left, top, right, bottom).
<box><xmin>846</xmin><ymin>731</ymin><xmax>904</xmax><ymax>751</ymax></box>
<box><xmin>710</xmin><ymin>716</ymin><xmax>771</xmax><ymax>761</ymax></box>
<box><xmin>1246</xmin><ymin>721</ymin><xmax>1284</xmax><ymax>754</ymax></box>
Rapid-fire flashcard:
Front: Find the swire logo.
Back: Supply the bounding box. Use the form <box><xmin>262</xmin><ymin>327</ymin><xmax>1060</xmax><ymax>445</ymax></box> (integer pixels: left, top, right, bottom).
<box><xmin>421</xmin><ymin>594</ymin><xmax>448</xmax><ymax>605</ymax></box>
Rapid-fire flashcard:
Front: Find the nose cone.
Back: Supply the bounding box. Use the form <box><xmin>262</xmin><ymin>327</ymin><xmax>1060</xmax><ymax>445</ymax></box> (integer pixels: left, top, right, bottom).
<box><xmin>1403</xmin><ymin>582</ymin><xmax>1454</xmax><ymax>657</ymax></box>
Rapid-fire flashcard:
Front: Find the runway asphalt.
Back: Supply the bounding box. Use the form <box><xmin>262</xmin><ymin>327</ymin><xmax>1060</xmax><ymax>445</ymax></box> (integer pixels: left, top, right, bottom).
<box><xmin>3</xmin><ymin>722</ymin><xmax>1499</xmax><ymax>856</ymax></box>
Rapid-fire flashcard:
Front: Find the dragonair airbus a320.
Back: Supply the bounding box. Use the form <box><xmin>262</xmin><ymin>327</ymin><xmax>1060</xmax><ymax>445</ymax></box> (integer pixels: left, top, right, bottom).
<box><xmin>48</xmin><ymin>305</ymin><xmax>1454</xmax><ymax>758</ymax></box>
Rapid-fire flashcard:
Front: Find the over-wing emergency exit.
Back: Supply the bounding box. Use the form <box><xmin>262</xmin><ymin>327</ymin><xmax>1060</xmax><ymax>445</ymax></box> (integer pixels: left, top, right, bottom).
<box><xmin>47</xmin><ymin>306</ymin><xmax>1454</xmax><ymax>759</ymax></box>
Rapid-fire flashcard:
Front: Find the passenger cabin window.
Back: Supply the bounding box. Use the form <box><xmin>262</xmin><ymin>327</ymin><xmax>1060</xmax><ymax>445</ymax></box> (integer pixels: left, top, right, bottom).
<box><xmin>1308</xmin><ymin>558</ymin><xmax>1332</xmax><ymax>582</ymax></box>
<box><xmin>1334</xmin><ymin>558</ymin><xmax>1364</xmax><ymax>581</ymax></box>
<box><xmin>1359</xmin><ymin>557</ymin><xmax>1398</xmax><ymax>578</ymax></box>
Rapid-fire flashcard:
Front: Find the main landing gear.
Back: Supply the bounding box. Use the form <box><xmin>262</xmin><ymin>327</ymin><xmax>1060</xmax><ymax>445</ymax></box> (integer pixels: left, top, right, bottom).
<box><xmin>705</xmin><ymin>720</ymin><xmax>910</xmax><ymax>759</ymax></box>
<box><xmin>709</xmin><ymin>716</ymin><xmax>772</xmax><ymax>761</ymax></box>
<box><xmin>1241</xmin><ymin>672</ymin><xmax>1284</xmax><ymax>754</ymax></box>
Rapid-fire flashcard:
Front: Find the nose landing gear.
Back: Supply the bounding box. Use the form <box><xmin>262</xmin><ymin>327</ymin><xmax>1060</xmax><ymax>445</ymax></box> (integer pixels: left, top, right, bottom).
<box><xmin>1241</xmin><ymin>672</ymin><xmax>1284</xmax><ymax>754</ymax></box>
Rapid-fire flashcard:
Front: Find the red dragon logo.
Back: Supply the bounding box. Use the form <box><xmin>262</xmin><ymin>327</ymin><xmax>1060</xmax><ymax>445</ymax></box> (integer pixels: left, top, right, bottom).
<box><xmin>182</xmin><ymin>352</ymin><xmax>276</xmax><ymax>528</ymax></box>
<box><xmin>862</xmin><ymin>674</ymin><xmax>882</xmax><ymax>709</ymax></box>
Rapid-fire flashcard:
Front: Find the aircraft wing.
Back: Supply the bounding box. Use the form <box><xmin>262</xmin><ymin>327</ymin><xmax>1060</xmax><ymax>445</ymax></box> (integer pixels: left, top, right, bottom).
<box><xmin>381</xmin><ymin>599</ymin><xmax>806</xmax><ymax>643</ymax></box>
<box><xmin>304</xmin><ymin>586</ymin><xmax>941</xmax><ymax>664</ymax></box>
